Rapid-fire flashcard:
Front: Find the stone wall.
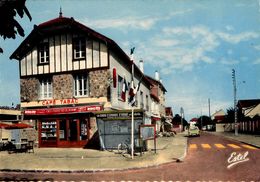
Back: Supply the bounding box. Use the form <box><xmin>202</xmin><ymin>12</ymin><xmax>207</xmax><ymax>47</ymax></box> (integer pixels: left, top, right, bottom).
<box><xmin>20</xmin><ymin>69</ymin><xmax>110</xmax><ymax>102</ymax></box>
<box><xmin>20</xmin><ymin>78</ymin><xmax>39</xmax><ymax>102</ymax></box>
<box><xmin>53</xmin><ymin>74</ymin><xmax>74</xmax><ymax>99</ymax></box>
<box><xmin>89</xmin><ymin>69</ymin><xmax>111</xmax><ymax>98</ymax></box>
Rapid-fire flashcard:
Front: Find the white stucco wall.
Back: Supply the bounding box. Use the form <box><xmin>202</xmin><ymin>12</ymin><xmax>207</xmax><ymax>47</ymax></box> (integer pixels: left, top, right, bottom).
<box><xmin>109</xmin><ymin>51</ymin><xmax>151</xmax><ymax>118</ymax></box>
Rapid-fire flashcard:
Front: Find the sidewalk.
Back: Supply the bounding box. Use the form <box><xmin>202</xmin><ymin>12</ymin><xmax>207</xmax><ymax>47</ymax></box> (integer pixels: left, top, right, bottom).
<box><xmin>0</xmin><ymin>133</ymin><xmax>187</xmax><ymax>172</ymax></box>
<box><xmin>209</xmin><ymin>131</ymin><xmax>260</xmax><ymax>148</ymax></box>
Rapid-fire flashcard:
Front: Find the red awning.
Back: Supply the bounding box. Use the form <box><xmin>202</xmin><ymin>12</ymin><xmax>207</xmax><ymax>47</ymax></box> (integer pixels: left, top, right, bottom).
<box><xmin>0</xmin><ymin>123</ymin><xmax>33</xmax><ymax>129</ymax></box>
<box><xmin>151</xmin><ymin>116</ymin><xmax>161</xmax><ymax>121</ymax></box>
<box><xmin>5</xmin><ymin>123</ymin><xmax>33</xmax><ymax>129</ymax></box>
<box><xmin>0</xmin><ymin>123</ymin><xmax>10</xmax><ymax>128</ymax></box>
<box><xmin>24</xmin><ymin>105</ymin><xmax>103</xmax><ymax>115</ymax></box>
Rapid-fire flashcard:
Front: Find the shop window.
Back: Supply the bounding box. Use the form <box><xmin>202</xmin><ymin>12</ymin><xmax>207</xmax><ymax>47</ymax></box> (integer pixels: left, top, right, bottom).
<box><xmin>73</xmin><ymin>37</ymin><xmax>86</xmax><ymax>60</ymax></box>
<box><xmin>80</xmin><ymin>119</ymin><xmax>88</xmax><ymax>140</ymax></box>
<box><xmin>40</xmin><ymin>78</ymin><xmax>52</xmax><ymax>99</ymax></box>
<box><xmin>38</xmin><ymin>42</ymin><xmax>49</xmax><ymax>64</ymax></box>
<box><xmin>74</xmin><ymin>74</ymin><xmax>89</xmax><ymax>97</ymax></box>
<box><xmin>41</xmin><ymin>121</ymin><xmax>57</xmax><ymax>141</ymax></box>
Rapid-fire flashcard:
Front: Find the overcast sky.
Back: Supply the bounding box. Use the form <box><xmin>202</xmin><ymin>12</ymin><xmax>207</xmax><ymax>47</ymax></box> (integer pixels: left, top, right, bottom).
<box><xmin>0</xmin><ymin>0</ymin><xmax>260</xmax><ymax>120</ymax></box>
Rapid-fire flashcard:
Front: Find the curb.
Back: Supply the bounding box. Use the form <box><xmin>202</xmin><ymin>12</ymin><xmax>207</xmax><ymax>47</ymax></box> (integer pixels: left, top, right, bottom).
<box><xmin>0</xmin><ymin>156</ymin><xmax>184</xmax><ymax>174</ymax></box>
<box><xmin>0</xmin><ymin>137</ymin><xmax>188</xmax><ymax>174</ymax></box>
<box><xmin>0</xmin><ymin>150</ymin><xmax>187</xmax><ymax>174</ymax></box>
<box><xmin>207</xmin><ymin>132</ymin><xmax>260</xmax><ymax>149</ymax></box>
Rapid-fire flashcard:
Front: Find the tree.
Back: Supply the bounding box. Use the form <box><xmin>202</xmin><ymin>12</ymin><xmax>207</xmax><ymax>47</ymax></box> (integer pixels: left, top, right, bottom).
<box><xmin>226</xmin><ymin>107</ymin><xmax>244</xmax><ymax>123</ymax></box>
<box><xmin>0</xmin><ymin>0</ymin><xmax>31</xmax><ymax>53</ymax></box>
<box><xmin>197</xmin><ymin>115</ymin><xmax>213</xmax><ymax>129</ymax></box>
<box><xmin>172</xmin><ymin>114</ymin><xmax>188</xmax><ymax>128</ymax></box>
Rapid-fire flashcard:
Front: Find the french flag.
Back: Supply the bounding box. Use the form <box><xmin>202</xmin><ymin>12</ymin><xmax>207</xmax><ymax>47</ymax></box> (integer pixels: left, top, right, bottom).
<box><xmin>128</xmin><ymin>79</ymin><xmax>135</xmax><ymax>106</ymax></box>
<box><xmin>121</xmin><ymin>77</ymin><xmax>128</xmax><ymax>102</ymax></box>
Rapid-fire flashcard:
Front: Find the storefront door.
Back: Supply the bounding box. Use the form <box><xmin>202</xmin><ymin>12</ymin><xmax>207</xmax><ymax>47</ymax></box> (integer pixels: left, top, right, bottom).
<box><xmin>69</xmin><ymin>119</ymin><xmax>78</xmax><ymax>141</ymax></box>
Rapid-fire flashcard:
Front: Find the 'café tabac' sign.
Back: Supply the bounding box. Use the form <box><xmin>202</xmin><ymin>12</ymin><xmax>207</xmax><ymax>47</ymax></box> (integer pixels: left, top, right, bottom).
<box><xmin>42</xmin><ymin>98</ymin><xmax>78</xmax><ymax>106</ymax></box>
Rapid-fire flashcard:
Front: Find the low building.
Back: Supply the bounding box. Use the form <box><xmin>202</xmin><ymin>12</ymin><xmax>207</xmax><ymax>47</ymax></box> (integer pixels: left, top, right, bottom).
<box><xmin>10</xmin><ymin>13</ymin><xmax>152</xmax><ymax>148</ymax></box>
<box><xmin>211</xmin><ymin>109</ymin><xmax>226</xmax><ymax>132</ymax></box>
<box><xmin>0</xmin><ymin>108</ymin><xmax>21</xmax><ymax>121</ymax></box>
<box><xmin>237</xmin><ymin>99</ymin><xmax>260</xmax><ymax>134</ymax></box>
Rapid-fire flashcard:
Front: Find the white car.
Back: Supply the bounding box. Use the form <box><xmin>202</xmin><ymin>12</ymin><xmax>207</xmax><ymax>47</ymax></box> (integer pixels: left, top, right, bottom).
<box><xmin>188</xmin><ymin>126</ymin><xmax>200</xmax><ymax>136</ymax></box>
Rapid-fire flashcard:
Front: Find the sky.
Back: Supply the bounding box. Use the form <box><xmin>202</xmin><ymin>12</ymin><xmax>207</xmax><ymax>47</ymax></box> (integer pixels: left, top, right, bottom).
<box><xmin>0</xmin><ymin>0</ymin><xmax>260</xmax><ymax>120</ymax></box>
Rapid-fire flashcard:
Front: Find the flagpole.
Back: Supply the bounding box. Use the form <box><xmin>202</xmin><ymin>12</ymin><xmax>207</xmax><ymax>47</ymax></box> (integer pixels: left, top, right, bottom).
<box><xmin>131</xmin><ymin>106</ymin><xmax>134</xmax><ymax>159</ymax></box>
<box><xmin>130</xmin><ymin>47</ymin><xmax>135</xmax><ymax>160</ymax></box>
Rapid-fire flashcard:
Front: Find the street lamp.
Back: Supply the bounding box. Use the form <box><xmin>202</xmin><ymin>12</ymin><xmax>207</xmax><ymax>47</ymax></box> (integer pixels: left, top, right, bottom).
<box><xmin>232</xmin><ymin>69</ymin><xmax>238</xmax><ymax>136</ymax></box>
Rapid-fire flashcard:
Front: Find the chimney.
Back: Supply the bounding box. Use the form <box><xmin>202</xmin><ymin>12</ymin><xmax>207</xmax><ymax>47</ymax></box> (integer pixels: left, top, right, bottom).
<box><xmin>139</xmin><ymin>60</ymin><xmax>144</xmax><ymax>73</ymax></box>
<box><xmin>155</xmin><ymin>70</ymin><xmax>160</xmax><ymax>81</ymax></box>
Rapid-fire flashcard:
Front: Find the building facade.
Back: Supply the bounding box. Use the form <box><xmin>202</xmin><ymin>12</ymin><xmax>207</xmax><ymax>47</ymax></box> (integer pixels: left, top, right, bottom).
<box><xmin>237</xmin><ymin>99</ymin><xmax>260</xmax><ymax>134</ymax></box>
<box><xmin>145</xmin><ymin>72</ymin><xmax>167</xmax><ymax>132</ymax></box>
<box><xmin>10</xmin><ymin>14</ymin><xmax>152</xmax><ymax>148</ymax></box>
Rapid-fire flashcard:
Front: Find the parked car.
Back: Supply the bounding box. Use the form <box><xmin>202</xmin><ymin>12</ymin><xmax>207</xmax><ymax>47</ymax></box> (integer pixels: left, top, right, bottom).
<box><xmin>188</xmin><ymin>126</ymin><xmax>200</xmax><ymax>136</ymax></box>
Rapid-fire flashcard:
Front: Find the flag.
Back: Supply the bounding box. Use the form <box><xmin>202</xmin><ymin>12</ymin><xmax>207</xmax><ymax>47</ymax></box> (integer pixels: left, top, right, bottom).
<box><xmin>129</xmin><ymin>75</ymin><xmax>143</xmax><ymax>107</ymax></box>
<box><xmin>121</xmin><ymin>77</ymin><xmax>128</xmax><ymax>102</ymax></box>
<box><xmin>130</xmin><ymin>47</ymin><xmax>135</xmax><ymax>61</ymax></box>
<box><xmin>134</xmin><ymin>75</ymin><xmax>143</xmax><ymax>95</ymax></box>
<box><xmin>128</xmin><ymin>47</ymin><xmax>136</xmax><ymax>107</ymax></box>
<box><xmin>128</xmin><ymin>79</ymin><xmax>135</xmax><ymax>106</ymax></box>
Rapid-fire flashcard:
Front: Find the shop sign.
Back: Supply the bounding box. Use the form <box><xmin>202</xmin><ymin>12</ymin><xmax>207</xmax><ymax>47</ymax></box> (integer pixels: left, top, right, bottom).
<box><xmin>140</xmin><ymin>124</ymin><xmax>156</xmax><ymax>140</ymax></box>
<box><xmin>96</xmin><ymin>111</ymin><xmax>143</xmax><ymax>120</ymax></box>
<box><xmin>24</xmin><ymin>105</ymin><xmax>103</xmax><ymax>115</ymax></box>
<box><xmin>42</xmin><ymin>98</ymin><xmax>78</xmax><ymax>106</ymax></box>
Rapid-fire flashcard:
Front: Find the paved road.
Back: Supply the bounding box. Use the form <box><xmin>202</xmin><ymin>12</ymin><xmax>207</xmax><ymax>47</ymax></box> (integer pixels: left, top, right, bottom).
<box><xmin>0</xmin><ymin>132</ymin><xmax>259</xmax><ymax>181</ymax></box>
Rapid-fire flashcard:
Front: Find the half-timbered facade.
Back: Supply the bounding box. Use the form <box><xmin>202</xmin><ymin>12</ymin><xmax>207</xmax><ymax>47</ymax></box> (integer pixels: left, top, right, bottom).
<box><xmin>10</xmin><ymin>14</ymin><xmax>151</xmax><ymax>148</ymax></box>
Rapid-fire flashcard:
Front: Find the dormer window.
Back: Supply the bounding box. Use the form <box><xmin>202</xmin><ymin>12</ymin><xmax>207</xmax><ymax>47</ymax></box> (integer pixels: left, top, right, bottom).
<box><xmin>73</xmin><ymin>37</ymin><xmax>86</xmax><ymax>60</ymax></box>
<box><xmin>38</xmin><ymin>42</ymin><xmax>49</xmax><ymax>64</ymax></box>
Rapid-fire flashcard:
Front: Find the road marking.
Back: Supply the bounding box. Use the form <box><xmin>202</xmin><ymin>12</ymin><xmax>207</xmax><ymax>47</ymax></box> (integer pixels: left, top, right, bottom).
<box><xmin>201</xmin><ymin>144</ymin><xmax>211</xmax><ymax>149</ymax></box>
<box><xmin>227</xmin><ymin>144</ymin><xmax>241</xmax><ymax>149</ymax></box>
<box><xmin>241</xmin><ymin>144</ymin><xmax>258</xmax><ymax>150</ymax></box>
<box><xmin>189</xmin><ymin>144</ymin><xmax>197</xmax><ymax>149</ymax></box>
<box><xmin>215</xmin><ymin>144</ymin><xmax>226</xmax><ymax>149</ymax></box>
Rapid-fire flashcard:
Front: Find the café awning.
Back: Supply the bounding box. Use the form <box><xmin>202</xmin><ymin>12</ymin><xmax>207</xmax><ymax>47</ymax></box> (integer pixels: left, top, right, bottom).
<box><xmin>0</xmin><ymin>122</ymin><xmax>33</xmax><ymax>129</ymax></box>
<box><xmin>24</xmin><ymin>105</ymin><xmax>103</xmax><ymax>115</ymax></box>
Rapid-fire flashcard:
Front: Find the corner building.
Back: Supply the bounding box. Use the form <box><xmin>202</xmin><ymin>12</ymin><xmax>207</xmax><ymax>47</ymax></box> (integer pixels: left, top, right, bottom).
<box><xmin>10</xmin><ymin>14</ymin><xmax>152</xmax><ymax>148</ymax></box>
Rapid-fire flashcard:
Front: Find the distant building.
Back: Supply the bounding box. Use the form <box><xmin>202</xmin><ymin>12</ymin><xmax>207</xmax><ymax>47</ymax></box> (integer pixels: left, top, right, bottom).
<box><xmin>211</xmin><ymin>109</ymin><xmax>225</xmax><ymax>121</ymax></box>
<box><xmin>0</xmin><ymin>108</ymin><xmax>21</xmax><ymax>121</ymax></box>
<box><xmin>237</xmin><ymin>99</ymin><xmax>260</xmax><ymax>134</ymax></box>
<box><xmin>238</xmin><ymin>99</ymin><xmax>260</xmax><ymax>116</ymax></box>
<box><xmin>164</xmin><ymin>107</ymin><xmax>173</xmax><ymax>131</ymax></box>
<box><xmin>145</xmin><ymin>72</ymin><xmax>167</xmax><ymax>132</ymax></box>
<box><xmin>212</xmin><ymin>109</ymin><xmax>226</xmax><ymax>132</ymax></box>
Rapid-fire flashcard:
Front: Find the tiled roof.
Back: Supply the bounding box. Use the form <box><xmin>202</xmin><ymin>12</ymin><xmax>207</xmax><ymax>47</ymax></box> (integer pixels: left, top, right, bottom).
<box><xmin>145</xmin><ymin>75</ymin><xmax>167</xmax><ymax>92</ymax></box>
<box><xmin>10</xmin><ymin>16</ymin><xmax>150</xmax><ymax>86</ymax></box>
<box><xmin>237</xmin><ymin>99</ymin><xmax>260</xmax><ymax>108</ymax></box>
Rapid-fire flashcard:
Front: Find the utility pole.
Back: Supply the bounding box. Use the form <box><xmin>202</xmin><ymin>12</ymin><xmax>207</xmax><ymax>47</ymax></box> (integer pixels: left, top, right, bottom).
<box><xmin>208</xmin><ymin>98</ymin><xmax>211</xmax><ymax>118</ymax></box>
<box><xmin>180</xmin><ymin>107</ymin><xmax>184</xmax><ymax>132</ymax></box>
<box><xmin>232</xmin><ymin>69</ymin><xmax>238</xmax><ymax>136</ymax></box>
